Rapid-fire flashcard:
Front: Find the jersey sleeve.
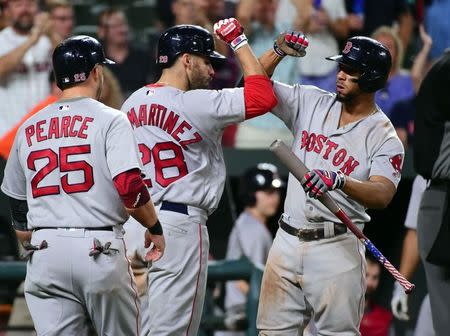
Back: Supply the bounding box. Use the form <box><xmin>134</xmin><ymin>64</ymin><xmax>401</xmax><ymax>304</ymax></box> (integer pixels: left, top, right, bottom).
<box><xmin>1</xmin><ymin>133</ymin><xmax>27</xmax><ymax>200</ymax></box>
<box><xmin>404</xmin><ymin>175</ymin><xmax>427</xmax><ymax>229</ymax></box>
<box><xmin>105</xmin><ymin>112</ymin><xmax>143</xmax><ymax>179</ymax></box>
<box><xmin>369</xmin><ymin>135</ymin><xmax>404</xmax><ymax>188</ymax></box>
<box><xmin>181</xmin><ymin>87</ymin><xmax>245</xmax><ymax>130</ymax></box>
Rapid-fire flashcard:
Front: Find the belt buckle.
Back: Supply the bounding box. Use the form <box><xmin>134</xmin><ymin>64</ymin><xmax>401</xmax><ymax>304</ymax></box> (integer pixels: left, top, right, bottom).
<box><xmin>296</xmin><ymin>228</ymin><xmax>320</xmax><ymax>240</ymax></box>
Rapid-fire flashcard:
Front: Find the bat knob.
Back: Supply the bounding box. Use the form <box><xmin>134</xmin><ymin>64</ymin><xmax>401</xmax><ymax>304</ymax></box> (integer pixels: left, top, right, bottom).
<box><xmin>404</xmin><ymin>283</ymin><xmax>415</xmax><ymax>294</ymax></box>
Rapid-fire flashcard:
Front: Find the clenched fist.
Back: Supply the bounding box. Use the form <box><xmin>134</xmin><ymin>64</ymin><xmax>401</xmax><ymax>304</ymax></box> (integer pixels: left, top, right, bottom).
<box><xmin>273</xmin><ymin>31</ymin><xmax>309</xmax><ymax>58</ymax></box>
<box><xmin>213</xmin><ymin>18</ymin><xmax>248</xmax><ymax>52</ymax></box>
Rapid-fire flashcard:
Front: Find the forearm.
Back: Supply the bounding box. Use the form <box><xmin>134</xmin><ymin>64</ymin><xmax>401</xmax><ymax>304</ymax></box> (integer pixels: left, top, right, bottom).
<box><xmin>398</xmin><ymin>229</ymin><xmax>420</xmax><ymax>279</ymax></box>
<box><xmin>0</xmin><ymin>39</ymin><xmax>35</xmax><ymax>78</ymax></box>
<box><xmin>411</xmin><ymin>44</ymin><xmax>432</xmax><ymax>92</ymax></box>
<box><xmin>259</xmin><ymin>49</ymin><xmax>284</xmax><ymax>78</ymax></box>
<box><xmin>126</xmin><ymin>201</ymin><xmax>159</xmax><ymax>230</ymax></box>
<box><xmin>15</xmin><ymin>230</ymin><xmax>32</xmax><ymax>244</ymax></box>
<box><xmin>328</xmin><ymin>18</ymin><xmax>349</xmax><ymax>39</ymax></box>
<box><xmin>234</xmin><ymin>44</ymin><xmax>267</xmax><ymax>77</ymax></box>
<box><xmin>342</xmin><ymin>176</ymin><xmax>396</xmax><ymax>209</ymax></box>
<box><xmin>398</xmin><ymin>12</ymin><xmax>414</xmax><ymax>51</ymax></box>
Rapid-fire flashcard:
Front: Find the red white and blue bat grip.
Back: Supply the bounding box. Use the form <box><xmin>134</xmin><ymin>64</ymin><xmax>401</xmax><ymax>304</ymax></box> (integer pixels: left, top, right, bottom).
<box><xmin>270</xmin><ymin>140</ymin><xmax>415</xmax><ymax>294</ymax></box>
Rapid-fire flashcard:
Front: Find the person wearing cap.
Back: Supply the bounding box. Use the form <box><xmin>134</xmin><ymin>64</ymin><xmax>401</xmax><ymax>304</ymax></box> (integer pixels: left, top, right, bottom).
<box><xmin>217</xmin><ymin>163</ymin><xmax>283</xmax><ymax>336</ymax></box>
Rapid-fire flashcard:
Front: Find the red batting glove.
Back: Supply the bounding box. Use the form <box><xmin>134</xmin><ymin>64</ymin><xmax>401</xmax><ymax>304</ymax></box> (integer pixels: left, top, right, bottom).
<box><xmin>214</xmin><ymin>18</ymin><xmax>248</xmax><ymax>51</ymax></box>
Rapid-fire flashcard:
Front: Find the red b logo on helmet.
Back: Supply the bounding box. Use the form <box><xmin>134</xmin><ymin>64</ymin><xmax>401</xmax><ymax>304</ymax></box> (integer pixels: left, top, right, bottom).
<box><xmin>389</xmin><ymin>154</ymin><xmax>403</xmax><ymax>178</ymax></box>
<box><xmin>343</xmin><ymin>41</ymin><xmax>352</xmax><ymax>54</ymax></box>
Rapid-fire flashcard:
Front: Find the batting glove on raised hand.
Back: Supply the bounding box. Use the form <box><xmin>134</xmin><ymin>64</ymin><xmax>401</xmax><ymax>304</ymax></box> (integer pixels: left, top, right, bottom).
<box><xmin>273</xmin><ymin>31</ymin><xmax>309</xmax><ymax>58</ymax></box>
<box><xmin>214</xmin><ymin>18</ymin><xmax>248</xmax><ymax>52</ymax></box>
<box><xmin>391</xmin><ymin>282</ymin><xmax>409</xmax><ymax>321</ymax></box>
<box><xmin>302</xmin><ymin>169</ymin><xmax>346</xmax><ymax>198</ymax></box>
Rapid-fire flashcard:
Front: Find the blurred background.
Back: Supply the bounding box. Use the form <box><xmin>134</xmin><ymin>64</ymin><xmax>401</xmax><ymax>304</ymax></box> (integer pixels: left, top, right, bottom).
<box><xmin>0</xmin><ymin>0</ymin><xmax>449</xmax><ymax>335</ymax></box>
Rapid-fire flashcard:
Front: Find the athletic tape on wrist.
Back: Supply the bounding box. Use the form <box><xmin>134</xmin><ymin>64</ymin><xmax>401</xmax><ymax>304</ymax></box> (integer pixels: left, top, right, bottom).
<box><xmin>273</xmin><ymin>41</ymin><xmax>286</xmax><ymax>57</ymax></box>
<box><xmin>148</xmin><ymin>220</ymin><xmax>163</xmax><ymax>235</ymax></box>
<box><xmin>230</xmin><ymin>34</ymin><xmax>248</xmax><ymax>51</ymax></box>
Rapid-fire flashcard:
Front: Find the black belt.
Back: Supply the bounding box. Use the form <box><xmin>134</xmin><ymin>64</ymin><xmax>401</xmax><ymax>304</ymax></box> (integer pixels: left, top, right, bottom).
<box><xmin>160</xmin><ymin>201</ymin><xmax>188</xmax><ymax>215</ymax></box>
<box><xmin>33</xmin><ymin>226</ymin><xmax>113</xmax><ymax>232</ymax></box>
<box><xmin>279</xmin><ymin>219</ymin><xmax>347</xmax><ymax>241</ymax></box>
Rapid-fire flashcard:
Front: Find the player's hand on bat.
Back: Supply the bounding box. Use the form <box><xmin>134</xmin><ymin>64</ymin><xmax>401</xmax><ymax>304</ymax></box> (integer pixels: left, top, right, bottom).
<box><xmin>302</xmin><ymin>169</ymin><xmax>346</xmax><ymax>198</ymax></box>
<box><xmin>144</xmin><ymin>229</ymin><xmax>165</xmax><ymax>262</ymax></box>
<box><xmin>391</xmin><ymin>282</ymin><xmax>410</xmax><ymax>320</ymax></box>
<box><xmin>213</xmin><ymin>18</ymin><xmax>248</xmax><ymax>51</ymax></box>
<box><xmin>274</xmin><ymin>31</ymin><xmax>309</xmax><ymax>57</ymax></box>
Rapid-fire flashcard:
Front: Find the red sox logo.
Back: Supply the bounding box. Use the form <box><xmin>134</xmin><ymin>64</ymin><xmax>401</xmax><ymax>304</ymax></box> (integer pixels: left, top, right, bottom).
<box><xmin>389</xmin><ymin>154</ymin><xmax>403</xmax><ymax>178</ymax></box>
<box><xmin>343</xmin><ymin>41</ymin><xmax>353</xmax><ymax>54</ymax></box>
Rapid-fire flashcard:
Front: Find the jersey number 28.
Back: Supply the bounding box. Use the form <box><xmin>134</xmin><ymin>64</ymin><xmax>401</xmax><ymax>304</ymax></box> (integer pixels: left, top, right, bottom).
<box><xmin>138</xmin><ymin>141</ymin><xmax>188</xmax><ymax>188</ymax></box>
<box><xmin>27</xmin><ymin>145</ymin><xmax>94</xmax><ymax>198</ymax></box>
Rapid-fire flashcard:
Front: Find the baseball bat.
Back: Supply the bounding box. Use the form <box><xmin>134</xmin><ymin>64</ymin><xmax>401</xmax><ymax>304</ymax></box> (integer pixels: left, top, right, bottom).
<box><xmin>270</xmin><ymin>139</ymin><xmax>415</xmax><ymax>294</ymax></box>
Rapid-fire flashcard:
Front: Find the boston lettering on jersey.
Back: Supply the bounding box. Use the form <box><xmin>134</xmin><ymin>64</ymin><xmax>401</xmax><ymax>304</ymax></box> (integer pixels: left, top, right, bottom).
<box><xmin>300</xmin><ymin>130</ymin><xmax>360</xmax><ymax>175</ymax></box>
<box><xmin>24</xmin><ymin>116</ymin><xmax>94</xmax><ymax>147</ymax></box>
<box><xmin>126</xmin><ymin>104</ymin><xmax>203</xmax><ymax>149</ymax></box>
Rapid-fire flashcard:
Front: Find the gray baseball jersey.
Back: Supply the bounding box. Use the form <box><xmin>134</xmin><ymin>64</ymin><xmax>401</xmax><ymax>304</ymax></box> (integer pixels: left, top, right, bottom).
<box><xmin>404</xmin><ymin>175</ymin><xmax>427</xmax><ymax>230</ymax></box>
<box><xmin>225</xmin><ymin>211</ymin><xmax>273</xmax><ymax>309</ymax></box>
<box><xmin>1</xmin><ymin>97</ymin><xmax>142</xmax><ymax>228</ymax></box>
<box><xmin>271</xmin><ymin>81</ymin><xmax>404</xmax><ymax>224</ymax></box>
<box><xmin>121</xmin><ymin>84</ymin><xmax>245</xmax><ymax>214</ymax></box>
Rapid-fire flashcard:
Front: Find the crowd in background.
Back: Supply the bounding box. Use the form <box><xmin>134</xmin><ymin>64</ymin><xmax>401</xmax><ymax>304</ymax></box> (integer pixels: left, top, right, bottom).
<box><xmin>0</xmin><ymin>0</ymin><xmax>449</xmax><ymax>335</ymax></box>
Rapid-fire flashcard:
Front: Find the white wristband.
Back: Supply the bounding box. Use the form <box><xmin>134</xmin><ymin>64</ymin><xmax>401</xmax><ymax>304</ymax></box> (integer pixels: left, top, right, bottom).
<box><xmin>230</xmin><ymin>34</ymin><xmax>248</xmax><ymax>51</ymax></box>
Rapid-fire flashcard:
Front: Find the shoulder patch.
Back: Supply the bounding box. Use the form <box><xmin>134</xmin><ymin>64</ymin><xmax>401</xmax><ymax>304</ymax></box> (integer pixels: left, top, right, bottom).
<box><xmin>389</xmin><ymin>154</ymin><xmax>403</xmax><ymax>178</ymax></box>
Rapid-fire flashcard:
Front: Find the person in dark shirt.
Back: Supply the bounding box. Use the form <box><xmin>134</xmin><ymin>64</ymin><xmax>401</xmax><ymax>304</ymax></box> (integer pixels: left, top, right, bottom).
<box><xmin>97</xmin><ymin>8</ymin><xmax>153</xmax><ymax>98</ymax></box>
<box><xmin>414</xmin><ymin>49</ymin><xmax>450</xmax><ymax>336</ymax></box>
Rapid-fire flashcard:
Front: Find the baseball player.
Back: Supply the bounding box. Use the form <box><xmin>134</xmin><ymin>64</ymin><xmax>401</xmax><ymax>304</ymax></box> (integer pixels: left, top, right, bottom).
<box><xmin>0</xmin><ymin>35</ymin><xmax>165</xmax><ymax>336</ymax></box>
<box><xmin>121</xmin><ymin>19</ymin><xmax>278</xmax><ymax>336</ymax></box>
<box><xmin>253</xmin><ymin>34</ymin><xmax>404</xmax><ymax>335</ymax></box>
<box><xmin>391</xmin><ymin>175</ymin><xmax>434</xmax><ymax>336</ymax></box>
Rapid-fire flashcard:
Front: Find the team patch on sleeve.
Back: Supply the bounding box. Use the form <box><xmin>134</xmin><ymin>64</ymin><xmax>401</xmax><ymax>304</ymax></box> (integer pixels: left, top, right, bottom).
<box><xmin>389</xmin><ymin>154</ymin><xmax>403</xmax><ymax>178</ymax></box>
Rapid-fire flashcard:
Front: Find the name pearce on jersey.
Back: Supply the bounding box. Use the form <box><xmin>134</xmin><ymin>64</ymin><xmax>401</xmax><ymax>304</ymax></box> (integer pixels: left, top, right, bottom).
<box><xmin>24</xmin><ymin>116</ymin><xmax>94</xmax><ymax>146</ymax></box>
<box><xmin>301</xmin><ymin>130</ymin><xmax>360</xmax><ymax>175</ymax></box>
<box><xmin>126</xmin><ymin>104</ymin><xmax>203</xmax><ymax>149</ymax></box>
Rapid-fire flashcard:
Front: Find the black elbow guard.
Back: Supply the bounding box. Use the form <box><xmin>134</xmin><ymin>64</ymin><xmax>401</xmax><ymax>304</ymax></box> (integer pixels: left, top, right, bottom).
<box><xmin>8</xmin><ymin>197</ymin><xmax>29</xmax><ymax>231</ymax></box>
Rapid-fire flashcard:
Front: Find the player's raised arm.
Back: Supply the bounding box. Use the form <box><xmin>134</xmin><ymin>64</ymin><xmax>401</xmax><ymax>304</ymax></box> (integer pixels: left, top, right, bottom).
<box><xmin>213</xmin><ymin>18</ymin><xmax>278</xmax><ymax>119</ymax></box>
<box><xmin>259</xmin><ymin>31</ymin><xmax>309</xmax><ymax>77</ymax></box>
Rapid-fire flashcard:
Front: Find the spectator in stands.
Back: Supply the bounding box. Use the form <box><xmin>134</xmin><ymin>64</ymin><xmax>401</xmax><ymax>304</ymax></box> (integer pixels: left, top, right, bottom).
<box><xmin>372</xmin><ymin>26</ymin><xmax>415</xmax><ymax>119</ymax></box>
<box><xmin>295</xmin><ymin>0</ymin><xmax>349</xmax><ymax>92</ymax></box>
<box><xmin>424</xmin><ymin>0</ymin><xmax>450</xmax><ymax>62</ymax></box>
<box><xmin>97</xmin><ymin>8</ymin><xmax>152</xmax><ymax>98</ymax></box>
<box><xmin>217</xmin><ymin>163</ymin><xmax>283</xmax><ymax>336</ymax></box>
<box><xmin>233</xmin><ymin>0</ymin><xmax>300</xmax><ymax>148</ymax></box>
<box><xmin>47</xmin><ymin>0</ymin><xmax>74</xmax><ymax>40</ymax></box>
<box><xmin>99</xmin><ymin>66</ymin><xmax>124</xmax><ymax>109</ymax></box>
<box><xmin>360</xmin><ymin>256</ymin><xmax>393</xmax><ymax>336</ymax></box>
<box><xmin>345</xmin><ymin>0</ymin><xmax>414</xmax><ymax>52</ymax></box>
<box><xmin>0</xmin><ymin>0</ymin><xmax>61</xmax><ymax>138</ymax></box>
<box><xmin>390</xmin><ymin>24</ymin><xmax>432</xmax><ymax>148</ymax></box>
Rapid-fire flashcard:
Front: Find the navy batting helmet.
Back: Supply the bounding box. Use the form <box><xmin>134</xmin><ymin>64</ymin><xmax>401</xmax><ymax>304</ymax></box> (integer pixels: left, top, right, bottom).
<box><xmin>52</xmin><ymin>35</ymin><xmax>114</xmax><ymax>90</ymax></box>
<box><xmin>240</xmin><ymin>163</ymin><xmax>284</xmax><ymax>207</ymax></box>
<box><xmin>156</xmin><ymin>25</ymin><xmax>226</xmax><ymax>69</ymax></box>
<box><xmin>326</xmin><ymin>36</ymin><xmax>391</xmax><ymax>92</ymax></box>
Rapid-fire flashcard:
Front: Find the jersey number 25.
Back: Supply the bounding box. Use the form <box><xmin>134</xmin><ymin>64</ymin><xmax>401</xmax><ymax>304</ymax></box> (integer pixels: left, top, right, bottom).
<box><xmin>27</xmin><ymin>145</ymin><xmax>94</xmax><ymax>198</ymax></box>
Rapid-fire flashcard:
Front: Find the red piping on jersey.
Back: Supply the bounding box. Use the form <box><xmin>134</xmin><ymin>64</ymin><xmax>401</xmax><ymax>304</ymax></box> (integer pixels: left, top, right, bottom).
<box><xmin>243</xmin><ymin>75</ymin><xmax>278</xmax><ymax>120</ymax></box>
<box><xmin>186</xmin><ymin>223</ymin><xmax>203</xmax><ymax>335</ymax></box>
<box><xmin>113</xmin><ymin>169</ymin><xmax>150</xmax><ymax>208</ymax></box>
<box><xmin>121</xmin><ymin>239</ymin><xmax>141</xmax><ymax>336</ymax></box>
<box><xmin>145</xmin><ymin>83</ymin><xmax>165</xmax><ymax>87</ymax></box>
